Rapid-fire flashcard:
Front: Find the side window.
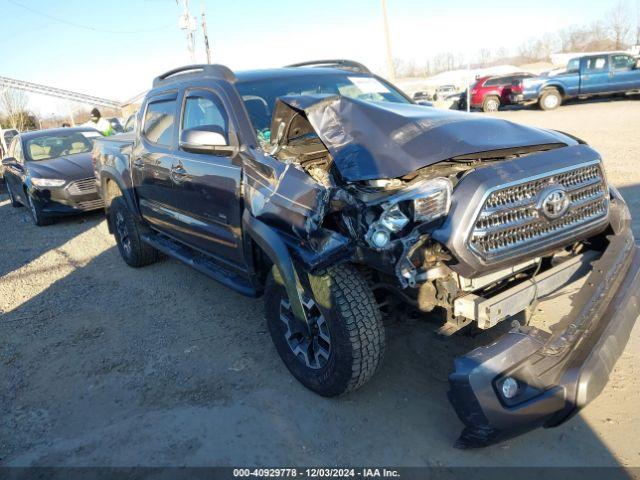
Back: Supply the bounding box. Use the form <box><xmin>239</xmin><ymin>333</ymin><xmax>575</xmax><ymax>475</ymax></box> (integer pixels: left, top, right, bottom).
<box><xmin>182</xmin><ymin>92</ymin><xmax>228</xmax><ymax>135</ymax></box>
<box><xmin>143</xmin><ymin>99</ymin><xmax>176</xmax><ymax>147</ymax></box>
<box><xmin>484</xmin><ymin>78</ymin><xmax>499</xmax><ymax>87</ymax></box>
<box><xmin>585</xmin><ymin>56</ymin><xmax>607</xmax><ymax>71</ymax></box>
<box><xmin>567</xmin><ymin>58</ymin><xmax>580</xmax><ymax>73</ymax></box>
<box><xmin>611</xmin><ymin>55</ymin><xmax>634</xmax><ymax>70</ymax></box>
<box><xmin>13</xmin><ymin>140</ymin><xmax>24</xmax><ymax>163</ymax></box>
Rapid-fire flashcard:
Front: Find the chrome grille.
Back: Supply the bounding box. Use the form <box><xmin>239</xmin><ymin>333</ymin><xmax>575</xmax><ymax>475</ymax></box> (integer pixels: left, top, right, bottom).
<box><xmin>76</xmin><ymin>199</ymin><xmax>104</xmax><ymax>211</ymax></box>
<box><xmin>67</xmin><ymin>177</ymin><xmax>97</xmax><ymax>195</ymax></box>
<box><xmin>469</xmin><ymin>162</ymin><xmax>608</xmax><ymax>261</ymax></box>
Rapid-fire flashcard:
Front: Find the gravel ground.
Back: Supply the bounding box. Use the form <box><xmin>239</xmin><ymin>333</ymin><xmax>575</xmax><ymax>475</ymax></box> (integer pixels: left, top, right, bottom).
<box><xmin>1</xmin><ymin>99</ymin><xmax>639</xmax><ymax>468</ymax></box>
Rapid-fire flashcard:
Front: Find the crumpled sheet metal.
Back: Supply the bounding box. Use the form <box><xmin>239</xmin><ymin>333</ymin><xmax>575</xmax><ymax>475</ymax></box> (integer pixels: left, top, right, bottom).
<box><xmin>243</xmin><ymin>153</ymin><xmax>330</xmax><ymax>240</ymax></box>
<box><xmin>271</xmin><ymin>95</ymin><xmax>576</xmax><ymax>182</ymax></box>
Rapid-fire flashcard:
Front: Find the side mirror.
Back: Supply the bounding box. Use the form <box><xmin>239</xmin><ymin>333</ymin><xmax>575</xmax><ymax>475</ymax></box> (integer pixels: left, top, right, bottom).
<box><xmin>179</xmin><ymin>126</ymin><xmax>236</xmax><ymax>155</ymax></box>
<box><xmin>1</xmin><ymin>157</ymin><xmax>20</xmax><ymax>168</ymax></box>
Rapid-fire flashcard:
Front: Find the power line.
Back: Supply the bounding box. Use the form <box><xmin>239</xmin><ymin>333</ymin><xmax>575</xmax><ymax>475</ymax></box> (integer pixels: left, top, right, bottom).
<box><xmin>8</xmin><ymin>0</ymin><xmax>173</xmax><ymax>34</ymax></box>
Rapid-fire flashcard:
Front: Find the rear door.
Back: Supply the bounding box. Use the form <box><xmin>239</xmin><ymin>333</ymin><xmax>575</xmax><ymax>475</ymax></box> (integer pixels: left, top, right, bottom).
<box><xmin>169</xmin><ymin>85</ymin><xmax>245</xmax><ymax>268</ymax></box>
<box><xmin>608</xmin><ymin>54</ymin><xmax>639</xmax><ymax>92</ymax></box>
<box><xmin>131</xmin><ymin>91</ymin><xmax>183</xmax><ymax>235</ymax></box>
<box><xmin>580</xmin><ymin>55</ymin><xmax>610</xmax><ymax>94</ymax></box>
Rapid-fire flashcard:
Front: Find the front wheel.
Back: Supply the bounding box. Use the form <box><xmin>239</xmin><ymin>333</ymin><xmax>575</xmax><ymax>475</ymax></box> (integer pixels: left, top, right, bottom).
<box><xmin>265</xmin><ymin>264</ymin><xmax>385</xmax><ymax>397</ymax></box>
<box><xmin>539</xmin><ymin>89</ymin><xmax>562</xmax><ymax>110</ymax></box>
<box><xmin>27</xmin><ymin>193</ymin><xmax>52</xmax><ymax>226</ymax></box>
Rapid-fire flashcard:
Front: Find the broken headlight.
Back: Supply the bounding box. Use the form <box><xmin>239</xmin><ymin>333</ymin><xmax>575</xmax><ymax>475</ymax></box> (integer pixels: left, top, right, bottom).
<box><xmin>364</xmin><ymin>178</ymin><xmax>452</xmax><ymax>250</ymax></box>
<box><xmin>411</xmin><ymin>177</ymin><xmax>452</xmax><ymax>223</ymax></box>
<box><xmin>365</xmin><ymin>204</ymin><xmax>410</xmax><ymax>250</ymax></box>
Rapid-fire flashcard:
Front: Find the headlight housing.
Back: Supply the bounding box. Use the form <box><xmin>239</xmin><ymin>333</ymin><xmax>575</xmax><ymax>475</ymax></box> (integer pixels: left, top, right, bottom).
<box><xmin>364</xmin><ymin>177</ymin><xmax>452</xmax><ymax>250</ymax></box>
<box><xmin>412</xmin><ymin>177</ymin><xmax>452</xmax><ymax>223</ymax></box>
<box><xmin>31</xmin><ymin>178</ymin><xmax>66</xmax><ymax>187</ymax></box>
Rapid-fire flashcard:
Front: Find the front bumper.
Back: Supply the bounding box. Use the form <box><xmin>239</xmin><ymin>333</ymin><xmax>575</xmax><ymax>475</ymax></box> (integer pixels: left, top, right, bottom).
<box><xmin>30</xmin><ymin>183</ymin><xmax>103</xmax><ymax>216</ymax></box>
<box><xmin>448</xmin><ymin>199</ymin><xmax>640</xmax><ymax>447</ymax></box>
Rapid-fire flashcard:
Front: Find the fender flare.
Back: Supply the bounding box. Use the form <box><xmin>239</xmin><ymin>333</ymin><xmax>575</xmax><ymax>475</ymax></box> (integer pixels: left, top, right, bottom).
<box><xmin>242</xmin><ymin>210</ymin><xmax>309</xmax><ymax>325</ymax></box>
<box><xmin>539</xmin><ymin>83</ymin><xmax>566</xmax><ymax>97</ymax></box>
<box><xmin>99</xmin><ymin>168</ymin><xmax>142</xmax><ymax>231</ymax></box>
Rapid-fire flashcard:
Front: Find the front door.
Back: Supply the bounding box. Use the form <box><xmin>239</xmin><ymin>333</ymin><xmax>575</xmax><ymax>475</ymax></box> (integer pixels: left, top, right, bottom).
<box><xmin>169</xmin><ymin>86</ymin><xmax>245</xmax><ymax>268</ymax></box>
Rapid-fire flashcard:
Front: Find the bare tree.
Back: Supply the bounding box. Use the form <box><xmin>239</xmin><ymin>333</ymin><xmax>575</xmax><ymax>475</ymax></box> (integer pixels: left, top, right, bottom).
<box><xmin>607</xmin><ymin>1</ymin><xmax>632</xmax><ymax>49</ymax></box>
<box><xmin>0</xmin><ymin>88</ymin><xmax>30</xmax><ymax>131</ymax></box>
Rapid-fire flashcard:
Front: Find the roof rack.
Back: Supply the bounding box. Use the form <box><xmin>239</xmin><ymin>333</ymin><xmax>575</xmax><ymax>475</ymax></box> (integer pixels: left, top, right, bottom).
<box><xmin>285</xmin><ymin>59</ymin><xmax>371</xmax><ymax>74</ymax></box>
<box><xmin>153</xmin><ymin>64</ymin><xmax>236</xmax><ymax>87</ymax></box>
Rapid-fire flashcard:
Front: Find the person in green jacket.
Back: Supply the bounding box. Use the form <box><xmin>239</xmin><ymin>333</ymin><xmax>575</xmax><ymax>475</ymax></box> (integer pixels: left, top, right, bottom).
<box><xmin>86</xmin><ymin>108</ymin><xmax>114</xmax><ymax>136</ymax></box>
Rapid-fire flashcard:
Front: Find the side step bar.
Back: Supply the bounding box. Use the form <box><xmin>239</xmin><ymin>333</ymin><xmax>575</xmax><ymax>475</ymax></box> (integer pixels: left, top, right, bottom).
<box><xmin>141</xmin><ymin>232</ymin><xmax>258</xmax><ymax>297</ymax></box>
<box><xmin>454</xmin><ymin>250</ymin><xmax>600</xmax><ymax>329</ymax></box>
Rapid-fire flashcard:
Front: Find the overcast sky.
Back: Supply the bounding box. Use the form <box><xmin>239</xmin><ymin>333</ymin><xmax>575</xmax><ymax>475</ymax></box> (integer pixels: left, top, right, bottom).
<box><xmin>0</xmin><ymin>0</ymin><xmax>622</xmax><ymax>116</ymax></box>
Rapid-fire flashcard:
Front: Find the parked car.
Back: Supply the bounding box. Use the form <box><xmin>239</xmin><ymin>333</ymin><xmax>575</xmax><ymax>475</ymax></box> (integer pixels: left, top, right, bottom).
<box><xmin>434</xmin><ymin>84</ymin><xmax>457</xmax><ymax>100</ymax></box>
<box><xmin>511</xmin><ymin>52</ymin><xmax>640</xmax><ymax>110</ymax></box>
<box><xmin>459</xmin><ymin>73</ymin><xmax>534</xmax><ymax>112</ymax></box>
<box><xmin>412</xmin><ymin>90</ymin><xmax>433</xmax><ymax>102</ymax></box>
<box><xmin>1</xmin><ymin>127</ymin><xmax>104</xmax><ymax>226</ymax></box>
<box><xmin>93</xmin><ymin>61</ymin><xmax>639</xmax><ymax>448</ymax></box>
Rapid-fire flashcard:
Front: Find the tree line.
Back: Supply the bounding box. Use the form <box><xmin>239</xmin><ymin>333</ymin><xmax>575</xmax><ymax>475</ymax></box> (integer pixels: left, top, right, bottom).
<box><xmin>394</xmin><ymin>0</ymin><xmax>640</xmax><ymax>78</ymax></box>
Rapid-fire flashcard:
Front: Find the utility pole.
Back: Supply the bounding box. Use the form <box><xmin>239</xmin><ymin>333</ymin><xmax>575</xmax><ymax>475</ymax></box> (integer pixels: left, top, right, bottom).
<box><xmin>178</xmin><ymin>0</ymin><xmax>197</xmax><ymax>63</ymax></box>
<box><xmin>201</xmin><ymin>2</ymin><xmax>212</xmax><ymax>64</ymax></box>
<box><xmin>381</xmin><ymin>0</ymin><xmax>396</xmax><ymax>81</ymax></box>
<box><xmin>466</xmin><ymin>58</ymin><xmax>471</xmax><ymax>113</ymax></box>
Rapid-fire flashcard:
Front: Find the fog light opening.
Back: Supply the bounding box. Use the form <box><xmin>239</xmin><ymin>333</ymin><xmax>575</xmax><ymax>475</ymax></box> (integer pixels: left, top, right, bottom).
<box><xmin>501</xmin><ymin>377</ymin><xmax>519</xmax><ymax>399</ymax></box>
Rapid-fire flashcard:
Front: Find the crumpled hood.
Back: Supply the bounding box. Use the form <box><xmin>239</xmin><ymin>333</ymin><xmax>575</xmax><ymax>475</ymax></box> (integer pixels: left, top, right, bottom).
<box><xmin>271</xmin><ymin>95</ymin><xmax>576</xmax><ymax>182</ymax></box>
<box><xmin>27</xmin><ymin>152</ymin><xmax>94</xmax><ymax>181</ymax></box>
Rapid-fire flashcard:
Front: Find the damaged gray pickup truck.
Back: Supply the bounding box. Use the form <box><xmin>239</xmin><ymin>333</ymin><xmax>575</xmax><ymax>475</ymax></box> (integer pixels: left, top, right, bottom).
<box><xmin>93</xmin><ymin>61</ymin><xmax>640</xmax><ymax>448</ymax></box>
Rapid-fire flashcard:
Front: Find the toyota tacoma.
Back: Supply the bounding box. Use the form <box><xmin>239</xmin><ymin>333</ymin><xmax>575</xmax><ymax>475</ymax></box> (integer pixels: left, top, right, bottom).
<box><xmin>93</xmin><ymin>60</ymin><xmax>640</xmax><ymax>447</ymax></box>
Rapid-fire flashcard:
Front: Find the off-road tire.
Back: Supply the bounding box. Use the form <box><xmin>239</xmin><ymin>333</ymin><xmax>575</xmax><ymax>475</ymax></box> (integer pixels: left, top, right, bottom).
<box><xmin>539</xmin><ymin>89</ymin><xmax>562</xmax><ymax>111</ymax></box>
<box><xmin>27</xmin><ymin>193</ymin><xmax>53</xmax><ymax>226</ymax></box>
<box><xmin>265</xmin><ymin>263</ymin><xmax>385</xmax><ymax>397</ymax></box>
<box><xmin>110</xmin><ymin>196</ymin><xmax>159</xmax><ymax>268</ymax></box>
<box><xmin>5</xmin><ymin>181</ymin><xmax>22</xmax><ymax>207</ymax></box>
<box><xmin>482</xmin><ymin>95</ymin><xmax>500</xmax><ymax>113</ymax></box>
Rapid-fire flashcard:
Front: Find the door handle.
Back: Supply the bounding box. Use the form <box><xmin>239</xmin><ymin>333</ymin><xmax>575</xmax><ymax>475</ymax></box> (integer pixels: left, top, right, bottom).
<box><xmin>133</xmin><ymin>157</ymin><xmax>144</xmax><ymax>168</ymax></box>
<box><xmin>170</xmin><ymin>164</ymin><xmax>188</xmax><ymax>183</ymax></box>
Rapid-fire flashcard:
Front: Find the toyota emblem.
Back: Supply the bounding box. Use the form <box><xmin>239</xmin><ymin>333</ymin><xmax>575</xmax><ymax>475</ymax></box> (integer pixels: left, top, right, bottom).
<box><xmin>539</xmin><ymin>187</ymin><xmax>570</xmax><ymax>220</ymax></box>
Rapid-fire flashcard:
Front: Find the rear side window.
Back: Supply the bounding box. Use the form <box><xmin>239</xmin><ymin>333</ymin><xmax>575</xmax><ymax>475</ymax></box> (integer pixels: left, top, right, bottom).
<box><xmin>182</xmin><ymin>93</ymin><xmax>228</xmax><ymax>134</ymax></box>
<box><xmin>611</xmin><ymin>55</ymin><xmax>635</xmax><ymax>70</ymax></box>
<box><xmin>12</xmin><ymin>138</ymin><xmax>24</xmax><ymax>163</ymax></box>
<box><xmin>143</xmin><ymin>99</ymin><xmax>176</xmax><ymax>147</ymax></box>
<box><xmin>484</xmin><ymin>78</ymin><xmax>509</xmax><ymax>87</ymax></box>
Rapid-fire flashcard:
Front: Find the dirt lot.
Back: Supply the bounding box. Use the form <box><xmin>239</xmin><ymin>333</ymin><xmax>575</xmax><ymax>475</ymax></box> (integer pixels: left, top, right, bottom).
<box><xmin>1</xmin><ymin>99</ymin><xmax>640</xmax><ymax>468</ymax></box>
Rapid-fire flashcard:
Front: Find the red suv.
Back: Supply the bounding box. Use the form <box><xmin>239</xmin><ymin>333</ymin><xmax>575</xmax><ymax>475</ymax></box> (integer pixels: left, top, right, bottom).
<box><xmin>464</xmin><ymin>73</ymin><xmax>534</xmax><ymax>112</ymax></box>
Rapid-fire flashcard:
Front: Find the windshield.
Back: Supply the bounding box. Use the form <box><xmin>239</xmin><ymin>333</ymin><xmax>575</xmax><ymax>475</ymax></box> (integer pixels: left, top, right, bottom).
<box><xmin>236</xmin><ymin>73</ymin><xmax>410</xmax><ymax>135</ymax></box>
<box><xmin>25</xmin><ymin>131</ymin><xmax>95</xmax><ymax>161</ymax></box>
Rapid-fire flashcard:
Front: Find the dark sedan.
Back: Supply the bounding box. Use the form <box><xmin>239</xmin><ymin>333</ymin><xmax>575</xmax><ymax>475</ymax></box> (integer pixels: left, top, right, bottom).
<box><xmin>1</xmin><ymin>127</ymin><xmax>104</xmax><ymax>226</ymax></box>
